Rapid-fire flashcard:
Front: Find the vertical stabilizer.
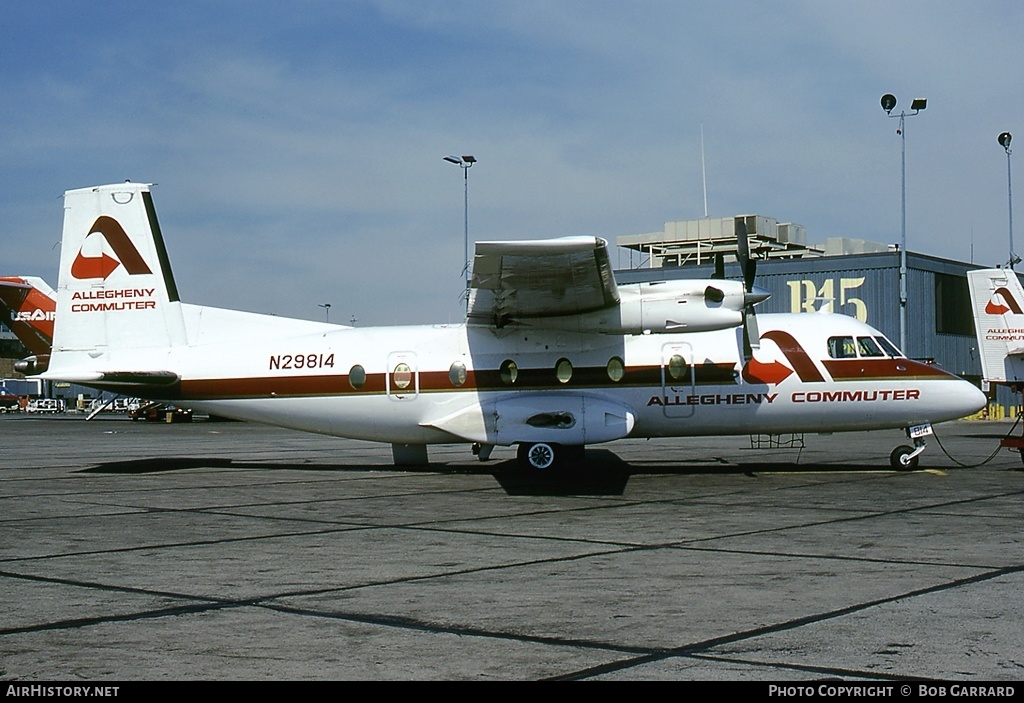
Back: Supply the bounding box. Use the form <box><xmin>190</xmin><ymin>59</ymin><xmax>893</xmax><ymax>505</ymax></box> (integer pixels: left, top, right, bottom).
<box><xmin>0</xmin><ymin>276</ymin><xmax>56</xmax><ymax>355</ymax></box>
<box><xmin>49</xmin><ymin>183</ymin><xmax>187</xmax><ymax>375</ymax></box>
<box><xmin>967</xmin><ymin>268</ymin><xmax>1024</xmax><ymax>387</ymax></box>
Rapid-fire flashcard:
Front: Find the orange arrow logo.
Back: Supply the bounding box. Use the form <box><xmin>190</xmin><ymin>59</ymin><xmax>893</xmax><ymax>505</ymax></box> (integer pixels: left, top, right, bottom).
<box><xmin>71</xmin><ymin>251</ymin><xmax>121</xmax><ymax>280</ymax></box>
<box><xmin>70</xmin><ymin>216</ymin><xmax>152</xmax><ymax>281</ymax></box>
<box><xmin>742</xmin><ymin>357</ymin><xmax>793</xmax><ymax>385</ymax></box>
<box><xmin>986</xmin><ymin>287</ymin><xmax>1024</xmax><ymax>315</ymax></box>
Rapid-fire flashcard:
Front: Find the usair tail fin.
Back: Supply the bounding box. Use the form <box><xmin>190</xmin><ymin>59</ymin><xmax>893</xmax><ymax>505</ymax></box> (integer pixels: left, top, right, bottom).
<box><xmin>46</xmin><ymin>183</ymin><xmax>186</xmax><ymax>382</ymax></box>
<box><xmin>0</xmin><ymin>276</ymin><xmax>56</xmax><ymax>356</ymax></box>
<box><xmin>967</xmin><ymin>268</ymin><xmax>1024</xmax><ymax>387</ymax></box>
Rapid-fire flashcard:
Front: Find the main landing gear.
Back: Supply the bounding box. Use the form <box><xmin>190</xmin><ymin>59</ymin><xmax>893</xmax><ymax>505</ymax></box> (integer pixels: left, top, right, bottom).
<box><xmin>516</xmin><ymin>442</ymin><xmax>585</xmax><ymax>470</ymax></box>
<box><xmin>889</xmin><ymin>423</ymin><xmax>932</xmax><ymax>470</ymax></box>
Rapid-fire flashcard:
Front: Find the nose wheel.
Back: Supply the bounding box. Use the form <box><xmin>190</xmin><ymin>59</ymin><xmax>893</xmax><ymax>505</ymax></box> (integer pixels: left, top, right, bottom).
<box><xmin>890</xmin><ymin>424</ymin><xmax>931</xmax><ymax>470</ymax></box>
<box><xmin>890</xmin><ymin>443</ymin><xmax>922</xmax><ymax>470</ymax></box>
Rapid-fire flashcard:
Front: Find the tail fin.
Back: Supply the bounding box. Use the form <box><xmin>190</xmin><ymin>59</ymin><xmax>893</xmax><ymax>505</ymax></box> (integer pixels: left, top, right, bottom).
<box><xmin>967</xmin><ymin>268</ymin><xmax>1024</xmax><ymax>387</ymax></box>
<box><xmin>48</xmin><ymin>183</ymin><xmax>187</xmax><ymax>381</ymax></box>
<box><xmin>0</xmin><ymin>276</ymin><xmax>56</xmax><ymax>355</ymax></box>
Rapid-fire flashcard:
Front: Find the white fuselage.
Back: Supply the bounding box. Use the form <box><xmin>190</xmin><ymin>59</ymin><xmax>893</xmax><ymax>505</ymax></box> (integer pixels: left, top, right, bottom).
<box><xmin>136</xmin><ymin>309</ymin><xmax>984</xmax><ymax>446</ymax></box>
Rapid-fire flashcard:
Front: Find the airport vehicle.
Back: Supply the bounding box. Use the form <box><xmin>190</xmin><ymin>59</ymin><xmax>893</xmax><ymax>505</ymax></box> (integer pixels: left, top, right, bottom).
<box><xmin>25</xmin><ymin>398</ymin><xmax>63</xmax><ymax>414</ymax></box>
<box><xmin>0</xmin><ymin>392</ymin><xmax>20</xmax><ymax>412</ymax></box>
<box><xmin>37</xmin><ymin>182</ymin><xmax>984</xmax><ymax>469</ymax></box>
<box><xmin>128</xmin><ymin>400</ymin><xmax>193</xmax><ymax>422</ymax></box>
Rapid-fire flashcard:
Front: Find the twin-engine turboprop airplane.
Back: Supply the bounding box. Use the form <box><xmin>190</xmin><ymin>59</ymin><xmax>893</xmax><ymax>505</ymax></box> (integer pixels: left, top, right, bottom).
<box><xmin>37</xmin><ymin>182</ymin><xmax>985</xmax><ymax>469</ymax></box>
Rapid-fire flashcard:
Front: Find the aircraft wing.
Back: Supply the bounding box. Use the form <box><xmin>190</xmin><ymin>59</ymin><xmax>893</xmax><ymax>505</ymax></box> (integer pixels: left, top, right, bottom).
<box><xmin>467</xmin><ymin>236</ymin><xmax>619</xmax><ymax>327</ymax></box>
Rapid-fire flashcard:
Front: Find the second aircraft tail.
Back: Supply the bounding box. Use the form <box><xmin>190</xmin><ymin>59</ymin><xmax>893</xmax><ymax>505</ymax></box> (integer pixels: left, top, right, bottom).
<box><xmin>967</xmin><ymin>267</ymin><xmax>1024</xmax><ymax>388</ymax></box>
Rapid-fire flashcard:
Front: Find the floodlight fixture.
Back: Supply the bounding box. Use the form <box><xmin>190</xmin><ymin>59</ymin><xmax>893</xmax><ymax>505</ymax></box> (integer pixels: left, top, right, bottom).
<box><xmin>1000</xmin><ymin>132</ymin><xmax>1015</xmax><ymax>269</ymax></box>
<box><xmin>878</xmin><ymin>93</ymin><xmax>928</xmax><ymax>352</ymax></box>
<box><xmin>443</xmin><ymin>154</ymin><xmax>479</xmax><ymax>308</ymax></box>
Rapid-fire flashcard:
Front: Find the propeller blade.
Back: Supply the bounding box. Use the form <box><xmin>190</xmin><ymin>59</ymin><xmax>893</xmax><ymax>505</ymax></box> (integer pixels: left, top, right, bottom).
<box><xmin>734</xmin><ymin>216</ymin><xmax>756</xmax><ymax>292</ymax></box>
<box><xmin>745</xmin><ymin>303</ymin><xmax>761</xmax><ymax>354</ymax></box>
<box><xmin>734</xmin><ymin>217</ymin><xmax>764</xmax><ymax>358</ymax></box>
<box><xmin>712</xmin><ymin>252</ymin><xmax>724</xmax><ymax>280</ymax></box>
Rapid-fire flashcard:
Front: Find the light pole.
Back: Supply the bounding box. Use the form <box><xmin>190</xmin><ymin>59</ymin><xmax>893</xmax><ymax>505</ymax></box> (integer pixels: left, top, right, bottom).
<box><xmin>881</xmin><ymin>94</ymin><xmax>927</xmax><ymax>353</ymax></box>
<box><xmin>444</xmin><ymin>154</ymin><xmax>476</xmax><ymax>308</ymax></box>
<box><xmin>999</xmin><ymin>132</ymin><xmax>1015</xmax><ymax>270</ymax></box>
<box><xmin>318</xmin><ymin>303</ymin><xmax>331</xmax><ymax>323</ymax></box>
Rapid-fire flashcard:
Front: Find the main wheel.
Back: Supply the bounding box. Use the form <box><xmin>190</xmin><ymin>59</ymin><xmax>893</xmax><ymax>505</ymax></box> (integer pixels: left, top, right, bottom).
<box><xmin>889</xmin><ymin>445</ymin><xmax>919</xmax><ymax>470</ymax></box>
<box><xmin>517</xmin><ymin>442</ymin><xmax>558</xmax><ymax>470</ymax></box>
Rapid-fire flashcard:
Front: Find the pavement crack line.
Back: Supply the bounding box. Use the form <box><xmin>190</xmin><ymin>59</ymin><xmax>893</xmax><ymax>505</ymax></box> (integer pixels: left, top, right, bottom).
<box><xmin>2</xmin><ymin>559</ymin><xmax>1019</xmax><ymax>680</ymax></box>
<box><xmin>547</xmin><ymin>564</ymin><xmax>1024</xmax><ymax>680</ymax></box>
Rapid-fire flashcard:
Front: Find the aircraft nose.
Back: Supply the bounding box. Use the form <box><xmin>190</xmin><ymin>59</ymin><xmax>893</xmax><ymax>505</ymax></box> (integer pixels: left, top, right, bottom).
<box><xmin>956</xmin><ymin>380</ymin><xmax>988</xmax><ymax>418</ymax></box>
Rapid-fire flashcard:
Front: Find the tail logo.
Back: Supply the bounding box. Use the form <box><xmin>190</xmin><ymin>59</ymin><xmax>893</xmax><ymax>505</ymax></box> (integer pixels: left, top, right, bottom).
<box><xmin>71</xmin><ymin>216</ymin><xmax>152</xmax><ymax>280</ymax></box>
<box><xmin>985</xmin><ymin>287</ymin><xmax>1024</xmax><ymax>316</ymax></box>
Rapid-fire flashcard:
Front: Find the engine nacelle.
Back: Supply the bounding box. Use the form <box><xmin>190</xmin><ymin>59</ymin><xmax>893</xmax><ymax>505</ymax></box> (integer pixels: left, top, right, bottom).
<box><xmin>525</xmin><ymin>279</ymin><xmax>761</xmax><ymax>335</ymax></box>
<box><xmin>14</xmin><ymin>354</ymin><xmax>49</xmax><ymax>376</ymax></box>
<box><xmin>613</xmin><ymin>280</ymin><xmax>747</xmax><ymax>334</ymax></box>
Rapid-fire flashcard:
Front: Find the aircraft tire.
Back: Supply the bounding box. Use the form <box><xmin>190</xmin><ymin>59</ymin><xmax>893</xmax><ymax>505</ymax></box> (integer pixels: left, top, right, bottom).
<box><xmin>889</xmin><ymin>445</ymin><xmax>919</xmax><ymax>470</ymax></box>
<box><xmin>517</xmin><ymin>442</ymin><xmax>558</xmax><ymax>470</ymax></box>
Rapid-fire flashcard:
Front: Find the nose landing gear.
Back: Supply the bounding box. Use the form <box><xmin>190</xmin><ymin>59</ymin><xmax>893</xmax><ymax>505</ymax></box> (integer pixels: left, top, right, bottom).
<box><xmin>890</xmin><ymin>423</ymin><xmax>932</xmax><ymax>470</ymax></box>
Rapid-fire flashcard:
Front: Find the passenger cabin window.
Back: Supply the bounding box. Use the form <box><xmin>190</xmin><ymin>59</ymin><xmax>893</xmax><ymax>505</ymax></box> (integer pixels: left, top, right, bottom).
<box><xmin>827</xmin><ymin>336</ymin><xmax>857</xmax><ymax>359</ymax></box>
<box><xmin>499</xmin><ymin>359</ymin><xmax>518</xmax><ymax>385</ymax></box>
<box><xmin>555</xmin><ymin>358</ymin><xmax>573</xmax><ymax>384</ymax></box>
<box><xmin>856</xmin><ymin>336</ymin><xmax>885</xmax><ymax>357</ymax></box>
<box><xmin>449</xmin><ymin>360</ymin><xmax>467</xmax><ymax>387</ymax></box>
<box><xmin>348</xmin><ymin>364</ymin><xmax>366</xmax><ymax>390</ymax></box>
<box><xmin>667</xmin><ymin>354</ymin><xmax>688</xmax><ymax>380</ymax></box>
<box><xmin>607</xmin><ymin>357</ymin><xmax>625</xmax><ymax>382</ymax></box>
<box><xmin>392</xmin><ymin>362</ymin><xmax>413</xmax><ymax>390</ymax></box>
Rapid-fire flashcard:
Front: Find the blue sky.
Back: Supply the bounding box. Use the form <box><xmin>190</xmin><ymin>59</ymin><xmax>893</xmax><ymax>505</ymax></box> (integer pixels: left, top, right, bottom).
<box><xmin>2</xmin><ymin>1</ymin><xmax>1022</xmax><ymax>325</ymax></box>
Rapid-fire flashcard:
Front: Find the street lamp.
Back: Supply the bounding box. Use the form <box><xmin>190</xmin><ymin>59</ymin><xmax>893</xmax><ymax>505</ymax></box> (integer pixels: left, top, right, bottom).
<box><xmin>999</xmin><ymin>132</ymin><xmax>1015</xmax><ymax>270</ymax></box>
<box><xmin>443</xmin><ymin>154</ymin><xmax>476</xmax><ymax>308</ymax></box>
<box><xmin>881</xmin><ymin>93</ymin><xmax>927</xmax><ymax>353</ymax></box>
<box><xmin>318</xmin><ymin>303</ymin><xmax>331</xmax><ymax>323</ymax></box>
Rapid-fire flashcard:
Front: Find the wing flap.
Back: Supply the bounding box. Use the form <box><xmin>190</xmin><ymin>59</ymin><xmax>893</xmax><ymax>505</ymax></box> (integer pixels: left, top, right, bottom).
<box><xmin>467</xmin><ymin>236</ymin><xmax>619</xmax><ymax>327</ymax></box>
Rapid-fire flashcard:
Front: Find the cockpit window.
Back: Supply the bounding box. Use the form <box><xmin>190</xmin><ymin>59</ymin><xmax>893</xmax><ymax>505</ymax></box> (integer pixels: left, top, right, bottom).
<box><xmin>857</xmin><ymin>336</ymin><xmax>885</xmax><ymax>357</ymax></box>
<box><xmin>827</xmin><ymin>336</ymin><xmax>857</xmax><ymax>359</ymax></box>
<box><xmin>874</xmin><ymin>336</ymin><xmax>904</xmax><ymax>358</ymax></box>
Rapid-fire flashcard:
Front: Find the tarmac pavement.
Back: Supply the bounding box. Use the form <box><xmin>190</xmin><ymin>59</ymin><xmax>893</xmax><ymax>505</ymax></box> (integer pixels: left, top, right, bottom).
<box><xmin>0</xmin><ymin>414</ymin><xmax>1021</xmax><ymax>681</ymax></box>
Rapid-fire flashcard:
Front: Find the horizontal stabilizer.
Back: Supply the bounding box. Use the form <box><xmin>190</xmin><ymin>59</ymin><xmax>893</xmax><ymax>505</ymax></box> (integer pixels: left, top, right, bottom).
<box><xmin>42</xmin><ymin>369</ymin><xmax>179</xmax><ymax>387</ymax></box>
